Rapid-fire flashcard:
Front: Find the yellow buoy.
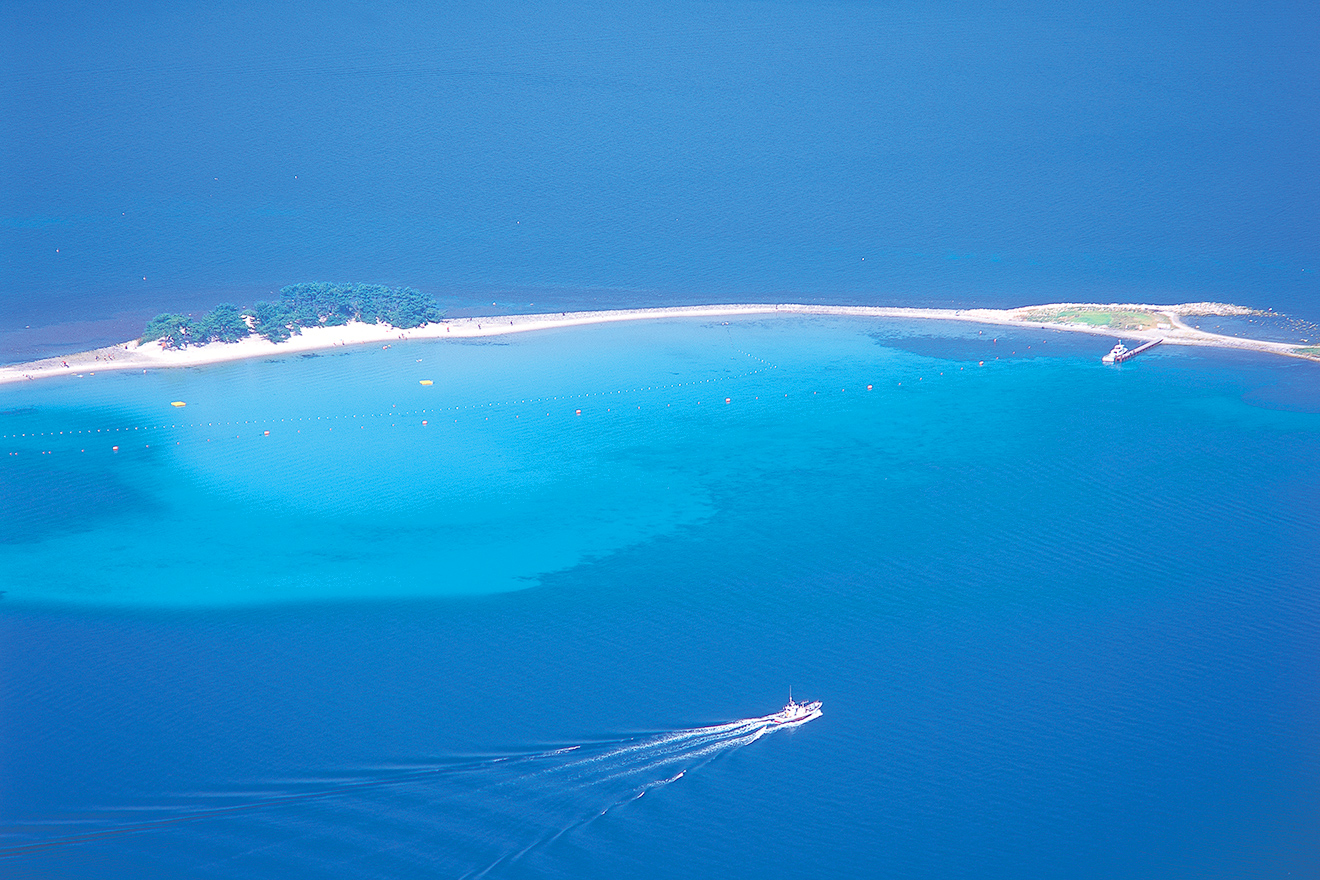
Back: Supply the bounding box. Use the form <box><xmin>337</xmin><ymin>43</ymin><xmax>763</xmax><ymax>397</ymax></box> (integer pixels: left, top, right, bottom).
<box><xmin>419</xmin><ymin>380</ymin><xmax>433</xmax><ymax>385</ymax></box>
<box><xmin>170</xmin><ymin>401</ymin><xmax>186</xmax><ymax>407</ymax></box>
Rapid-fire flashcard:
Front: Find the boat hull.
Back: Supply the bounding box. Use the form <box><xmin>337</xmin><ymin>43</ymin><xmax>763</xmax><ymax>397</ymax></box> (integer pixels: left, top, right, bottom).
<box><xmin>767</xmin><ymin>708</ymin><xmax>823</xmax><ymax>727</ymax></box>
<box><xmin>761</xmin><ymin>700</ymin><xmax>823</xmax><ymax>727</ymax></box>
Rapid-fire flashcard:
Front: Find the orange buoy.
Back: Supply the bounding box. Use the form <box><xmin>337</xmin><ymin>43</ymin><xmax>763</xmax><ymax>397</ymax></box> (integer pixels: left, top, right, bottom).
<box><xmin>725</xmin><ymin>397</ymin><xmax>731</xmax><ymax>404</ymax></box>
<box><xmin>575</xmin><ymin>409</ymin><xmax>582</xmax><ymax>415</ymax></box>
<box><xmin>866</xmin><ymin>384</ymin><xmax>873</xmax><ymax>390</ymax></box>
<box><xmin>422</xmin><ymin>420</ymin><xmax>428</xmax><ymax>425</ymax></box>
<box><xmin>263</xmin><ymin>430</ymin><xmax>270</xmax><ymax>436</ymax></box>
<box><xmin>112</xmin><ymin>446</ymin><xmax>119</xmax><ymax>451</ymax></box>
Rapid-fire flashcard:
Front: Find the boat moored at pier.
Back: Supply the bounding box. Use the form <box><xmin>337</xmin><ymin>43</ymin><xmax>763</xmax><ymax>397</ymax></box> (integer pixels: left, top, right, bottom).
<box><xmin>1103</xmin><ymin>338</ymin><xmax>1163</xmax><ymax>364</ymax></box>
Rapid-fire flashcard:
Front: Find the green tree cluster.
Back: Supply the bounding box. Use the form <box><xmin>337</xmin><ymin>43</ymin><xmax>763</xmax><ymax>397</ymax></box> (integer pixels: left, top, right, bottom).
<box><xmin>140</xmin><ymin>284</ymin><xmax>445</xmax><ymax>347</ymax></box>
<box><xmin>194</xmin><ymin>303</ymin><xmax>249</xmax><ymax>344</ymax></box>
<box><xmin>140</xmin><ymin>313</ymin><xmax>194</xmax><ymax>349</ymax></box>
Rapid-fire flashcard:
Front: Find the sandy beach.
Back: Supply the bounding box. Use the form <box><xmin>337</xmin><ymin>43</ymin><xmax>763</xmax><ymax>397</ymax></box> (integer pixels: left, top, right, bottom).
<box><xmin>2</xmin><ymin>301</ymin><xmax>1315</xmax><ymax>385</ymax></box>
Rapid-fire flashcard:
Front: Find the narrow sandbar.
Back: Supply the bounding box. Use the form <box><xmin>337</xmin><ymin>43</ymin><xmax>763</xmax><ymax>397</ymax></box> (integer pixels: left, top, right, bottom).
<box><xmin>2</xmin><ymin>301</ymin><xmax>1316</xmax><ymax>385</ymax></box>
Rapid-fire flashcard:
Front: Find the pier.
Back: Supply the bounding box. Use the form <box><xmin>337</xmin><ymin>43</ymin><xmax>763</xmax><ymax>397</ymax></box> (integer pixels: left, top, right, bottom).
<box><xmin>1103</xmin><ymin>338</ymin><xmax>1162</xmax><ymax>364</ymax></box>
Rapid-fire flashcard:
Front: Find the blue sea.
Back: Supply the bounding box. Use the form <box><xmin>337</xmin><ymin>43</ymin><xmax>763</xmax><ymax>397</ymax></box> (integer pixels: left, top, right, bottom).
<box><xmin>3</xmin><ymin>2</ymin><xmax>1319</xmax><ymax>878</ymax></box>
<box><xmin>3</xmin><ymin>317</ymin><xmax>1319</xmax><ymax>877</ymax></box>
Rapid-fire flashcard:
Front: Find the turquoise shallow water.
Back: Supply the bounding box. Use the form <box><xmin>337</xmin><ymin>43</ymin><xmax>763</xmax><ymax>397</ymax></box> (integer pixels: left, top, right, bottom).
<box><xmin>3</xmin><ymin>315</ymin><xmax>1083</xmax><ymax>606</ymax></box>
<box><xmin>2</xmin><ymin>317</ymin><xmax>1319</xmax><ymax>878</ymax></box>
<box><xmin>3</xmin><ymin>314</ymin><xmax>1319</xmax><ymax>610</ymax></box>
<box><xmin>6</xmin><ymin>318</ymin><xmax>768</xmax><ymax>604</ymax></box>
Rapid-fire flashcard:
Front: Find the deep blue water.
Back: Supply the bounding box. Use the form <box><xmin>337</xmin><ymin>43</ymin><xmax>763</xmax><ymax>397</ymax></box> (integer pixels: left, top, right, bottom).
<box><xmin>4</xmin><ymin>2</ymin><xmax>1320</xmax><ymax>877</ymax></box>
<box><xmin>3</xmin><ymin>317</ymin><xmax>1319</xmax><ymax>877</ymax></box>
<box><xmin>3</xmin><ymin>0</ymin><xmax>1319</xmax><ymax>364</ymax></box>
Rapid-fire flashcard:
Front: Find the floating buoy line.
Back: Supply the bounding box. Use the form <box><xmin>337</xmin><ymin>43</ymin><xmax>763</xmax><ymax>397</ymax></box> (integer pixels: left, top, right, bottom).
<box><xmin>2</xmin><ymin>347</ymin><xmax>1003</xmax><ymax>455</ymax></box>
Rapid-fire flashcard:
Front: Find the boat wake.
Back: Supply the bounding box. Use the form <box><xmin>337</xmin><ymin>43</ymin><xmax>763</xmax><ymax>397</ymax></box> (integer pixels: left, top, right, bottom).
<box><xmin>1</xmin><ymin>708</ymin><xmax>820</xmax><ymax>878</ymax></box>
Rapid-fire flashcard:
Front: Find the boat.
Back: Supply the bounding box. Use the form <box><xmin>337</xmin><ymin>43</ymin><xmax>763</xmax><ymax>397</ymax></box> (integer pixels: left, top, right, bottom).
<box><xmin>1101</xmin><ymin>342</ymin><xmax>1129</xmax><ymax>364</ymax></box>
<box><xmin>764</xmin><ymin>691</ymin><xmax>823</xmax><ymax>727</ymax></box>
<box><xmin>1102</xmin><ymin>337</ymin><xmax>1163</xmax><ymax>364</ymax></box>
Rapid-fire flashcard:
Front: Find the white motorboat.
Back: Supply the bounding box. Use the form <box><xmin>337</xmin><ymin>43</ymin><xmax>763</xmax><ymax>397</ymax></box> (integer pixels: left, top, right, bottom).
<box><xmin>764</xmin><ymin>692</ymin><xmax>823</xmax><ymax>727</ymax></box>
<box><xmin>1102</xmin><ymin>342</ymin><xmax>1129</xmax><ymax>364</ymax></box>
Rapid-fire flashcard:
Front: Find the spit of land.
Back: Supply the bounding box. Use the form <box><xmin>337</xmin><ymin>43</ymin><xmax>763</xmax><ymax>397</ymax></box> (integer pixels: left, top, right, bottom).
<box><xmin>2</xmin><ymin>301</ymin><xmax>1316</xmax><ymax>385</ymax></box>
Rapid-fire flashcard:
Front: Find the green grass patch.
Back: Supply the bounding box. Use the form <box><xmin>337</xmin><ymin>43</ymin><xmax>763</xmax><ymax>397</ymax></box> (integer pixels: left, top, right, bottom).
<box><xmin>1024</xmin><ymin>308</ymin><xmax>1166</xmax><ymax>331</ymax></box>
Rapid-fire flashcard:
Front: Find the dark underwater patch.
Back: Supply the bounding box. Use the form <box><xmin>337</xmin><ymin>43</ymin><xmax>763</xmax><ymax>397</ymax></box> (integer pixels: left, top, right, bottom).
<box><xmin>870</xmin><ymin>327</ymin><xmax>1110</xmax><ymax>362</ymax></box>
<box><xmin>0</xmin><ymin>456</ymin><xmax>159</xmax><ymax>544</ymax></box>
<box><xmin>1</xmin><ymin>404</ymin><xmax>166</xmax><ymax>544</ymax></box>
<box><xmin>1239</xmin><ymin>363</ymin><xmax>1320</xmax><ymax>414</ymax></box>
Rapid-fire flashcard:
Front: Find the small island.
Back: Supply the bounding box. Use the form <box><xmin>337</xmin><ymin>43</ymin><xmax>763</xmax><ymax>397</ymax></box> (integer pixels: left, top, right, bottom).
<box><xmin>2</xmin><ymin>292</ymin><xmax>1318</xmax><ymax>385</ymax></box>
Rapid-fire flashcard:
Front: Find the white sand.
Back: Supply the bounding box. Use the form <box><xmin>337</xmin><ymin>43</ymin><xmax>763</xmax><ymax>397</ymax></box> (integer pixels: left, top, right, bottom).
<box><xmin>2</xmin><ymin>302</ymin><xmax>1315</xmax><ymax>385</ymax></box>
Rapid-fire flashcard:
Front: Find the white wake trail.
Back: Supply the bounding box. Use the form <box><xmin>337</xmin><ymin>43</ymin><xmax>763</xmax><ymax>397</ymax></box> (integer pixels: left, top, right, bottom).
<box><xmin>465</xmin><ymin>721</ymin><xmax>776</xmax><ymax>880</ymax></box>
<box><xmin>34</xmin><ymin>713</ymin><xmax>813</xmax><ymax>880</ymax></box>
<box><xmin>558</xmin><ymin>718</ymin><xmax>771</xmax><ymax>792</ymax></box>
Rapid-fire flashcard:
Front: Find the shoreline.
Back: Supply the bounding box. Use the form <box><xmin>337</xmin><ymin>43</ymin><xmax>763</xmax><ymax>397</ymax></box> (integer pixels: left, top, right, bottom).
<box><xmin>2</xmin><ymin>301</ymin><xmax>1316</xmax><ymax>385</ymax></box>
